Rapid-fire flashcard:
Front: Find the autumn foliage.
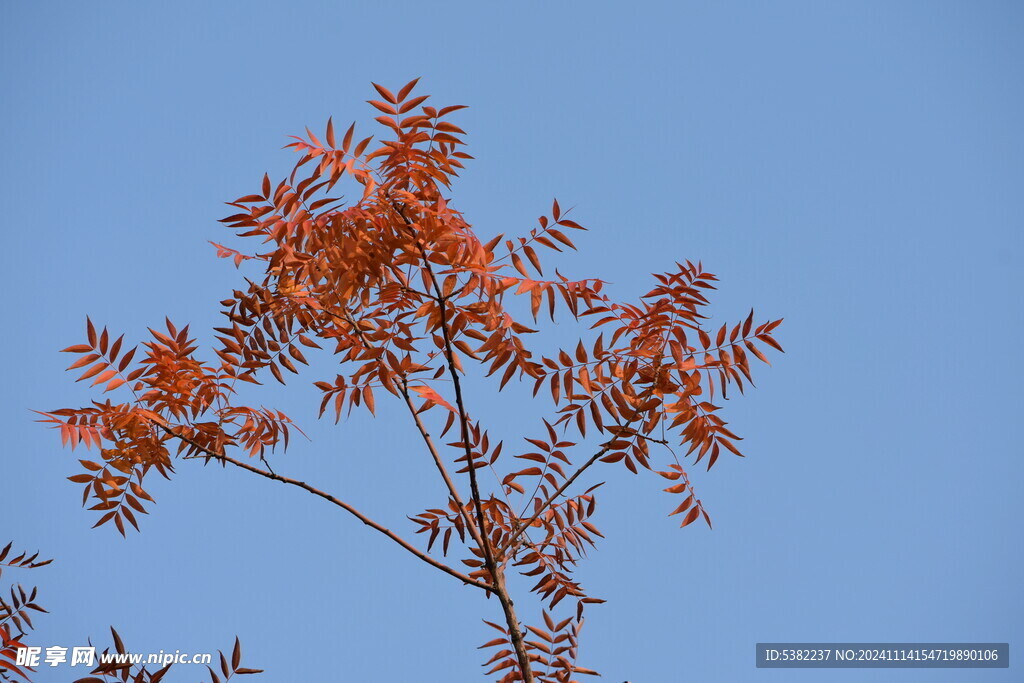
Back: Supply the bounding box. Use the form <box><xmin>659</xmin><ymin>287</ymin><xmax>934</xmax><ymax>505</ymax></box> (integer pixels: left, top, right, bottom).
<box><xmin>0</xmin><ymin>542</ymin><xmax>261</xmax><ymax>682</ymax></box>
<box><xmin>0</xmin><ymin>544</ymin><xmax>50</xmax><ymax>681</ymax></box>
<box><xmin>39</xmin><ymin>80</ymin><xmax>782</xmax><ymax>682</ymax></box>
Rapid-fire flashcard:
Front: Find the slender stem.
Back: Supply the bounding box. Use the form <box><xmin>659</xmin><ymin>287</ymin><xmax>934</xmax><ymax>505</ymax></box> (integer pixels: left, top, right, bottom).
<box><xmin>502</xmin><ymin>447</ymin><xmax>608</xmax><ymax>554</ymax></box>
<box><xmin>337</xmin><ymin>307</ymin><xmax>484</xmax><ymax>550</ymax></box>
<box><xmin>398</xmin><ymin>376</ymin><xmax>486</xmax><ymax>550</ymax></box>
<box><xmin>503</xmin><ymin>425</ymin><xmax>671</xmax><ymax>553</ymax></box>
<box><xmin>505</xmin><ymin>307</ymin><xmax>683</xmax><ymax>552</ymax></box>
<box><xmin>156</xmin><ymin>422</ymin><xmax>493</xmax><ymax>592</ymax></box>
<box><xmin>392</xmin><ymin>199</ymin><xmax>535</xmax><ymax>683</ymax></box>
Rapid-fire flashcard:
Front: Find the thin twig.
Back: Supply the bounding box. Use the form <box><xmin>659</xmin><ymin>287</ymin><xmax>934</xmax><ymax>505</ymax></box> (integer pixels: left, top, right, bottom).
<box><xmin>155</xmin><ymin>422</ymin><xmax>493</xmax><ymax>592</ymax></box>
<box><xmin>391</xmin><ymin>198</ymin><xmax>536</xmax><ymax>683</ymax></box>
<box><xmin>501</xmin><ymin>446</ymin><xmax>608</xmax><ymax>554</ymax></box>
<box><xmin>398</xmin><ymin>377</ymin><xmax>487</xmax><ymax>550</ymax></box>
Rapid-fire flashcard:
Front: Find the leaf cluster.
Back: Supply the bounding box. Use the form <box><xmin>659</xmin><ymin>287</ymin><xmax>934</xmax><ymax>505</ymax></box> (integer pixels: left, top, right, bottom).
<box><xmin>40</xmin><ymin>80</ymin><xmax>782</xmax><ymax>682</ymax></box>
<box><xmin>0</xmin><ymin>544</ymin><xmax>50</xmax><ymax>682</ymax></box>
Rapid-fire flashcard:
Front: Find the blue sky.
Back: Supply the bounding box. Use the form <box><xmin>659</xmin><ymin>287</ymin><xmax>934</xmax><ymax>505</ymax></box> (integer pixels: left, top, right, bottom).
<box><xmin>2</xmin><ymin>2</ymin><xmax>1021</xmax><ymax>681</ymax></box>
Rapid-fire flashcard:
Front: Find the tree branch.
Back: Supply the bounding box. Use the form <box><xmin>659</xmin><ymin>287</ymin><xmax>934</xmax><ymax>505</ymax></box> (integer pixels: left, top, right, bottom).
<box><xmin>501</xmin><ymin>446</ymin><xmax>608</xmax><ymax>554</ymax></box>
<box><xmin>155</xmin><ymin>422</ymin><xmax>493</xmax><ymax>593</ymax></box>
<box><xmin>335</xmin><ymin>306</ymin><xmax>485</xmax><ymax>552</ymax></box>
<box><xmin>398</xmin><ymin>376</ymin><xmax>487</xmax><ymax>551</ymax></box>
<box><xmin>391</xmin><ymin>200</ymin><xmax>536</xmax><ymax>683</ymax></box>
<box><xmin>503</xmin><ymin>310</ymin><xmax>681</xmax><ymax>553</ymax></box>
<box><xmin>501</xmin><ymin>426</ymin><xmax>671</xmax><ymax>554</ymax></box>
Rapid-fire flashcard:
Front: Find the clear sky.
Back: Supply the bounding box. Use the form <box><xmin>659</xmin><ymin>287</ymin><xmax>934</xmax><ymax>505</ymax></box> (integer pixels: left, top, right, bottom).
<box><xmin>2</xmin><ymin>2</ymin><xmax>1021</xmax><ymax>682</ymax></box>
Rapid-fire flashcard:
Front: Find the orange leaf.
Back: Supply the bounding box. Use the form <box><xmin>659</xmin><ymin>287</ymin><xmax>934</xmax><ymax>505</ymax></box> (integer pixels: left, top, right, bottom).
<box><xmin>325</xmin><ymin>117</ymin><xmax>336</xmax><ymax>148</ymax></box>
<box><xmin>668</xmin><ymin>495</ymin><xmax>694</xmax><ymax>516</ymax></box>
<box><xmin>104</xmin><ymin>378</ymin><xmax>126</xmax><ymax>393</ymax></box>
<box><xmin>91</xmin><ymin>369</ymin><xmax>117</xmax><ymax>387</ymax></box>
<box><xmin>77</xmin><ymin>362</ymin><xmax>108</xmax><ymax>382</ymax></box>
<box><xmin>363</xmin><ymin>385</ymin><xmax>376</xmax><ymax>415</ymax></box>
<box><xmin>61</xmin><ymin>344</ymin><xmax>93</xmax><ymax>354</ymax></box>
<box><xmin>372</xmin><ymin>82</ymin><xmax>397</xmax><ymax>103</ymax></box>
<box><xmin>680</xmin><ymin>506</ymin><xmax>701</xmax><ymax>528</ymax></box>
<box><xmin>411</xmin><ymin>385</ymin><xmax>456</xmax><ymax>413</ymax></box>
<box><xmin>397</xmin><ymin>77</ymin><xmax>421</xmax><ymax>102</ymax></box>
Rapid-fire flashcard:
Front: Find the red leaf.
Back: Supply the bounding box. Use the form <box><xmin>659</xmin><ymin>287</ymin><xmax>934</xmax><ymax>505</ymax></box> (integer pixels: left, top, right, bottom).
<box><xmin>397</xmin><ymin>78</ymin><xmax>421</xmax><ymax>102</ymax></box>
<box><xmin>325</xmin><ymin>117</ymin><xmax>336</xmax><ymax>148</ymax></box>
<box><xmin>668</xmin><ymin>495</ymin><xmax>694</xmax><ymax>516</ymax></box>
<box><xmin>372</xmin><ymin>82</ymin><xmax>397</xmax><ymax>103</ymax></box>
<box><xmin>411</xmin><ymin>385</ymin><xmax>456</xmax><ymax>413</ymax></box>
<box><xmin>61</xmin><ymin>344</ymin><xmax>93</xmax><ymax>354</ymax></box>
